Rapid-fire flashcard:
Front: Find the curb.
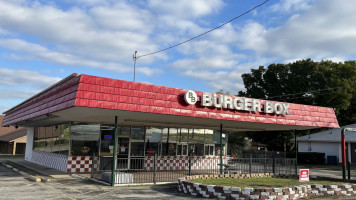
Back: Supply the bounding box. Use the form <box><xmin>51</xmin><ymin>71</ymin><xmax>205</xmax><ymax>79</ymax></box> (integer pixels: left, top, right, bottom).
<box><xmin>7</xmin><ymin>160</ymin><xmax>52</xmax><ymax>182</ymax></box>
<box><xmin>178</xmin><ymin>173</ymin><xmax>356</xmax><ymax>199</ymax></box>
<box><xmin>1</xmin><ymin>162</ymin><xmax>42</xmax><ymax>182</ymax></box>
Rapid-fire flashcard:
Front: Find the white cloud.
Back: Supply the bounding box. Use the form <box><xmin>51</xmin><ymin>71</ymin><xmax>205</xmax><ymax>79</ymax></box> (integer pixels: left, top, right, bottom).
<box><xmin>182</xmin><ymin>69</ymin><xmax>244</xmax><ymax>94</ymax></box>
<box><xmin>270</xmin><ymin>0</ymin><xmax>315</xmax><ymax>13</ymax></box>
<box><xmin>0</xmin><ymin>28</ymin><xmax>9</xmax><ymax>35</ymax></box>
<box><xmin>136</xmin><ymin>67</ymin><xmax>162</xmax><ymax>76</ymax></box>
<box><xmin>170</xmin><ymin>57</ymin><xmax>238</xmax><ymax>70</ymax></box>
<box><xmin>89</xmin><ymin>2</ymin><xmax>153</xmax><ymax>33</ymax></box>
<box><xmin>0</xmin><ymin>1</ymin><xmax>161</xmax><ymax>65</ymax></box>
<box><xmin>148</xmin><ymin>0</ymin><xmax>224</xmax><ymax>19</ymax></box>
<box><xmin>0</xmin><ymin>105</ymin><xmax>10</xmax><ymax>114</ymax></box>
<box><xmin>0</xmin><ymin>68</ymin><xmax>61</xmax><ymax>89</ymax></box>
<box><xmin>237</xmin><ymin>0</ymin><xmax>356</xmax><ymax>61</ymax></box>
<box><xmin>0</xmin><ymin>89</ymin><xmax>38</xmax><ymax>99</ymax></box>
<box><xmin>0</xmin><ymin>39</ymin><xmax>160</xmax><ymax>76</ymax></box>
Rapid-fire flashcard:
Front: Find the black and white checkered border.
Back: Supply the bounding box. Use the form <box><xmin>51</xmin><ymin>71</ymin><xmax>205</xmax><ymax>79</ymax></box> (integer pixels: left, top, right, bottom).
<box><xmin>178</xmin><ymin>173</ymin><xmax>356</xmax><ymax>200</ymax></box>
<box><xmin>31</xmin><ymin>150</ymin><xmax>68</xmax><ymax>172</ymax></box>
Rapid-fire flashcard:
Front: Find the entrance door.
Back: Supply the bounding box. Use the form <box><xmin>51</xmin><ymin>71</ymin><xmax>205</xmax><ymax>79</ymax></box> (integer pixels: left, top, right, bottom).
<box><xmin>117</xmin><ymin>137</ymin><xmax>130</xmax><ymax>169</ymax></box>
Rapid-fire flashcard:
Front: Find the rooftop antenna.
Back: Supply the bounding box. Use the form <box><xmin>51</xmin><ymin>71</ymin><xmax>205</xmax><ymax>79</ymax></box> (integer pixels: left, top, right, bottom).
<box><xmin>133</xmin><ymin>51</ymin><xmax>138</xmax><ymax>82</ymax></box>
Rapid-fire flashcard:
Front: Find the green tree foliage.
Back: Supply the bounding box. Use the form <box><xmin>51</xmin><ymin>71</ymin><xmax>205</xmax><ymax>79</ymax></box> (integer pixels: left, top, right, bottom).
<box><xmin>237</xmin><ymin>59</ymin><xmax>356</xmax><ymax>152</ymax></box>
<box><xmin>239</xmin><ymin>59</ymin><xmax>356</xmax><ymax>125</ymax></box>
<box><xmin>216</xmin><ymin>89</ymin><xmax>231</xmax><ymax>95</ymax></box>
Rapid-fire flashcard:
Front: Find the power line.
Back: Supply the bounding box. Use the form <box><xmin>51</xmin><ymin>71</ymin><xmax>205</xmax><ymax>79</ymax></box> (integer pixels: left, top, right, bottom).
<box><xmin>266</xmin><ymin>84</ymin><xmax>352</xmax><ymax>100</ymax></box>
<box><xmin>136</xmin><ymin>0</ymin><xmax>270</xmax><ymax>59</ymax></box>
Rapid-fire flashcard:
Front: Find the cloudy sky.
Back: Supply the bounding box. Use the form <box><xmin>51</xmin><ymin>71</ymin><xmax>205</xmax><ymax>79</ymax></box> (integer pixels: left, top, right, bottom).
<box><xmin>0</xmin><ymin>0</ymin><xmax>356</xmax><ymax>114</ymax></box>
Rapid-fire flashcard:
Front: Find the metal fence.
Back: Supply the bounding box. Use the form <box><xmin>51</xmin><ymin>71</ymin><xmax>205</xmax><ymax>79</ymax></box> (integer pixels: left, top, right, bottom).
<box><xmin>242</xmin><ymin>150</ymin><xmax>287</xmax><ymax>158</ymax></box>
<box><xmin>227</xmin><ymin>158</ymin><xmax>296</xmax><ymax>175</ymax></box>
<box><xmin>91</xmin><ymin>155</ymin><xmax>296</xmax><ymax>185</ymax></box>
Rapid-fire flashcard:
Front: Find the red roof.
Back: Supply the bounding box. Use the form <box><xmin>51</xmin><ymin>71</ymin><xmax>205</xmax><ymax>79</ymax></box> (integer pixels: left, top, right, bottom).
<box><xmin>2</xmin><ymin>74</ymin><xmax>339</xmax><ymax>129</ymax></box>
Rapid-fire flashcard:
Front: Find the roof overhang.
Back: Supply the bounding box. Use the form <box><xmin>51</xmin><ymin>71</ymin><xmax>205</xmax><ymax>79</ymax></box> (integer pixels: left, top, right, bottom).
<box><xmin>2</xmin><ymin>74</ymin><xmax>340</xmax><ymax>131</ymax></box>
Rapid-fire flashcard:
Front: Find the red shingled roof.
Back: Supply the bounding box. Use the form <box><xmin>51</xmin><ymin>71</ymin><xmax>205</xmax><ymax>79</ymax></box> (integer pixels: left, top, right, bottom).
<box><xmin>2</xmin><ymin>74</ymin><xmax>340</xmax><ymax>129</ymax></box>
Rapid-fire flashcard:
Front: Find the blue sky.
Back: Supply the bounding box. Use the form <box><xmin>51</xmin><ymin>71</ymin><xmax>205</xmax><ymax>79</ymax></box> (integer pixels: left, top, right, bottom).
<box><xmin>1</xmin><ymin>0</ymin><xmax>356</xmax><ymax>114</ymax></box>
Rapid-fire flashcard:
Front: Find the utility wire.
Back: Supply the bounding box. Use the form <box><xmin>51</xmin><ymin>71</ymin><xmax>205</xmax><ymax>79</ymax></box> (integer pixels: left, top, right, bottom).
<box><xmin>266</xmin><ymin>84</ymin><xmax>353</xmax><ymax>100</ymax></box>
<box><xmin>136</xmin><ymin>0</ymin><xmax>270</xmax><ymax>59</ymax></box>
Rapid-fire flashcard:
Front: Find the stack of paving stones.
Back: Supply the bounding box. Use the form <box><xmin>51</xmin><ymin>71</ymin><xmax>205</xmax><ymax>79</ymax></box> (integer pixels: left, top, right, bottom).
<box><xmin>178</xmin><ymin>173</ymin><xmax>356</xmax><ymax>200</ymax></box>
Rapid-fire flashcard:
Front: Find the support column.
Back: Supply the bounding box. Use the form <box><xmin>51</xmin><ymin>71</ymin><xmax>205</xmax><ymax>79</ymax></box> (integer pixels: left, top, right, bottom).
<box><xmin>25</xmin><ymin>127</ymin><xmax>34</xmax><ymax>161</ymax></box>
<box><xmin>348</xmin><ymin>142</ymin><xmax>351</xmax><ymax>163</ymax></box>
<box><xmin>294</xmin><ymin>129</ymin><xmax>298</xmax><ymax>175</ymax></box>
<box><xmin>341</xmin><ymin>128</ymin><xmax>346</xmax><ymax>180</ymax></box>
<box><xmin>111</xmin><ymin>116</ymin><xmax>118</xmax><ymax>186</ymax></box>
<box><xmin>12</xmin><ymin>142</ymin><xmax>17</xmax><ymax>155</ymax></box>
<box><xmin>220</xmin><ymin>123</ymin><xmax>223</xmax><ymax>174</ymax></box>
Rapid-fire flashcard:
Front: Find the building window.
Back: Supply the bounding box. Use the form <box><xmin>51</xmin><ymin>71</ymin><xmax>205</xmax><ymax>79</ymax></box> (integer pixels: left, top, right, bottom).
<box><xmin>33</xmin><ymin>124</ymin><xmax>70</xmax><ymax>155</ymax></box>
<box><xmin>131</xmin><ymin>127</ymin><xmax>145</xmax><ymax>157</ymax></box>
<box><xmin>177</xmin><ymin>143</ymin><xmax>188</xmax><ymax>156</ymax></box>
<box><xmin>204</xmin><ymin>144</ymin><xmax>215</xmax><ymax>156</ymax></box>
<box><xmin>145</xmin><ymin>127</ymin><xmax>162</xmax><ymax>156</ymax></box>
<box><xmin>70</xmin><ymin>123</ymin><xmax>100</xmax><ymax>156</ymax></box>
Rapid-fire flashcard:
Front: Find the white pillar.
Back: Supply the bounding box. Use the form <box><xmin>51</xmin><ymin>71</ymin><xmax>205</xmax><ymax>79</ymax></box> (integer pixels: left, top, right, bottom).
<box><xmin>25</xmin><ymin>127</ymin><xmax>34</xmax><ymax>161</ymax></box>
<box><xmin>12</xmin><ymin>142</ymin><xmax>16</xmax><ymax>155</ymax></box>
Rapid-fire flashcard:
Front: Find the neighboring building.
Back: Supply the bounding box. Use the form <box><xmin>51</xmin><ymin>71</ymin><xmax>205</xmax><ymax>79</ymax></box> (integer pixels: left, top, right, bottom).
<box><xmin>0</xmin><ymin>115</ymin><xmax>27</xmax><ymax>155</ymax></box>
<box><xmin>297</xmin><ymin>124</ymin><xmax>356</xmax><ymax>164</ymax></box>
<box><xmin>251</xmin><ymin>141</ymin><xmax>269</xmax><ymax>151</ymax></box>
<box><xmin>1</xmin><ymin>73</ymin><xmax>339</xmax><ymax>181</ymax></box>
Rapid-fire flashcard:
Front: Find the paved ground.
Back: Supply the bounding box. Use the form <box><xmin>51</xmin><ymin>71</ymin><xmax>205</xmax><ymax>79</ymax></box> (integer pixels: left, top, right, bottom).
<box><xmin>2</xmin><ymin>156</ymin><xmax>356</xmax><ymax>200</ymax></box>
<box><xmin>0</xmin><ymin>156</ymin><xmax>205</xmax><ymax>200</ymax></box>
<box><xmin>0</xmin><ymin>163</ymin><xmax>205</xmax><ymax>200</ymax></box>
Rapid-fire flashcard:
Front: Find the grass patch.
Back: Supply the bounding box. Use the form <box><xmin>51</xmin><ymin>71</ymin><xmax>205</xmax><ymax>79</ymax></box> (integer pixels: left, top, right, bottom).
<box><xmin>190</xmin><ymin>177</ymin><xmax>348</xmax><ymax>189</ymax></box>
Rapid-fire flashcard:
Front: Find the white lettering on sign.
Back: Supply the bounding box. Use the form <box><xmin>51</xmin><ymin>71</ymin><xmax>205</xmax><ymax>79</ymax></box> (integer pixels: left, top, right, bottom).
<box><xmin>299</xmin><ymin>169</ymin><xmax>309</xmax><ymax>182</ymax></box>
<box><xmin>184</xmin><ymin>90</ymin><xmax>198</xmax><ymax>105</ymax></box>
<box><xmin>185</xmin><ymin>91</ymin><xmax>289</xmax><ymax>115</ymax></box>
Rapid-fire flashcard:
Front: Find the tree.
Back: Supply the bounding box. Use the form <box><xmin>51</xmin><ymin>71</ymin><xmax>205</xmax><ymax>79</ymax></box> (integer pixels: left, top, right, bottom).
<box><xmin>239</xmin><ymin>59</ymin><xmax>356</xmax><ymax>125</ymax></box>
<box><xmin>237</xmin><ymin>59</ymin><xmax>356</xmax><ymax>152</ymax></box>
<box><xmin>216</xmin><ymin>89</ymin><xmax>231</xmax><ymax>95</ymax></box>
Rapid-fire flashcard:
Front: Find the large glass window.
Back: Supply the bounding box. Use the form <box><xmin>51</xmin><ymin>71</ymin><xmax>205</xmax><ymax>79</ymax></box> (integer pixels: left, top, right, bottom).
<box><xmin>189</xmin><ymin>129</ymin><xmax>205</xmax><ymax>156</ymax></box>
<box><xmin>33</xmin><ymin>124</ymin><xmax>70</xmax><ymax>155</ymax></box>
<box><xmin>120</xmin><ymin>126</ymin><xmax>131</xmax><ymax>137</ymax></box>
<box><xmin>100</xmin><ymin>125</ymin><xmax>115</xmax><ymax>156</ymax></box>
<box><xmin>204</xmin><ymin>144</ymin><xmax>215</xmax><ymax>156</ymax></box>
<box><xmin>145</xmin><ymin>127</ymin><xmax>162</xmax><ymax>156</ymax></box>
<box><xmin>44</xmin><ymin>127</ymin><xmax>53</xmax><ymax>152</ymax></box>
<box><xmin>213</xmin><ymin>130</ymin><xmax>227</xmax><ymax>156</ymax></box>
<box><xmin>161</xmin><ymin>128</ymin><xmax>177</xmax><ymax>156</ymax></box>
<box><xmin>70</xmin><ymin>124</ymin><xmax>100</xmax><ymax>156</ymax></box>
<box><xmin>131</xmin><ymin>127</ymin><xmax>145</xmax><ymax>157</ymax></box>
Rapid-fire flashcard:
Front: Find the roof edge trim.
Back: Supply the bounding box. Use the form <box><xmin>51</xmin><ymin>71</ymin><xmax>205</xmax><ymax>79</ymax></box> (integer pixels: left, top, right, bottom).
<box><xmin>3</xmin><ymin>73</ymin><xmax>78</xmax><ymax>115</ymax></box>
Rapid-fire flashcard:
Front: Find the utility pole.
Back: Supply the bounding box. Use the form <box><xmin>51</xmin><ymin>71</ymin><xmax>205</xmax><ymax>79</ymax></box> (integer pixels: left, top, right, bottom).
<box><xmin>133</xmin><ymin>51</ymin><xmax>137</xmax><ymax>82</ymax></box>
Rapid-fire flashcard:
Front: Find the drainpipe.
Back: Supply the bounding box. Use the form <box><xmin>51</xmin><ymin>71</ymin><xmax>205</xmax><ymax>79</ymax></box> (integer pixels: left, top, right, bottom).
<box><xmin>111</xmin><ymin>116</ymin><xmax>118</xmax><ymax>186</ymax></box>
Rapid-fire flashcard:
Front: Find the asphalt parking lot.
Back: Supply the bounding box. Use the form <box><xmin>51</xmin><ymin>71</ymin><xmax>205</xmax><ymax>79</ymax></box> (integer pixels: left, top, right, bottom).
<box><xmin>0</xmin><ymin>163</ymin><xmax>204</xmax><ymax>200</ymax></box>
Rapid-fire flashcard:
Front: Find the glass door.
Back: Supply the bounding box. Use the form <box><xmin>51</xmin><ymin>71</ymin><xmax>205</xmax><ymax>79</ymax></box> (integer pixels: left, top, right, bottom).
<box><xmin>117</xmin><ymin>137</ymin><xmax>130</xmax><ymax>169</ymax></box>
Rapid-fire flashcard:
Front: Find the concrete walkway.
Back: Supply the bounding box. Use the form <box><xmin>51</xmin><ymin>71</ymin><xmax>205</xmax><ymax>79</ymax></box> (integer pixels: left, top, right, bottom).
<box><xmin>309</xmin><ymin>168</ymin><xmax>356</xmax><ymax>181</ymax></box>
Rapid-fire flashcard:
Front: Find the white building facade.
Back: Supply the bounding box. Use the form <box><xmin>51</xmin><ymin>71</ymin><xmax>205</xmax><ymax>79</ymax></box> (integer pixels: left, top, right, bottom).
<box><xmin>297</xmin><ymin>124</ymin><xmax>356</xmax><ymax>164</ymax></box>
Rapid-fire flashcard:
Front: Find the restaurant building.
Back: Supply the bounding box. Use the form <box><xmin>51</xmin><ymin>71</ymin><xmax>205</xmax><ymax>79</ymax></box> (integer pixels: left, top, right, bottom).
<box><xmin>1</xmin><ymin>73</ymin><xmax>339</xmax><ymax>180</ymax></box>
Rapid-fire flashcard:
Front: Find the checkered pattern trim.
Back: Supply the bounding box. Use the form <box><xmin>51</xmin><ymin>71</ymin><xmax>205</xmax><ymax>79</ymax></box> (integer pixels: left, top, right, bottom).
<box><xmin>31</xmin><ymin>150</ymin><xmax>68</xmax><ymax>172</ymax></box>
<box><xmin>143</xmin><ymin>156</ymin><xmax>228</xmax><ymax>171</ymax></box>
<box><xmin>179</xmin><ymin>174</ymin><xmax>356</xmax><ymax>199</ymax></box>
<box><xmin>67</xmin><ymin>156</ymin><xmax>99</xmax><ymax>173</ymax></box>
